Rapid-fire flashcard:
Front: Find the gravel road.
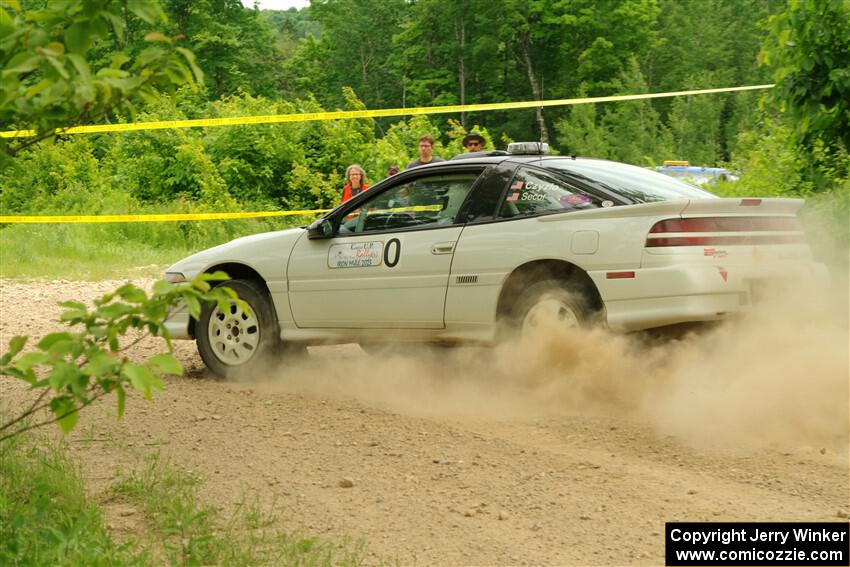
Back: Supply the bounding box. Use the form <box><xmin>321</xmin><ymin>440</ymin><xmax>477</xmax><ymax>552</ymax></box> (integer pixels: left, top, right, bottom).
<box><xmin>1</xmin><ymin>278</ymin><xmax>847</xmax><ymax>565</ymax></box>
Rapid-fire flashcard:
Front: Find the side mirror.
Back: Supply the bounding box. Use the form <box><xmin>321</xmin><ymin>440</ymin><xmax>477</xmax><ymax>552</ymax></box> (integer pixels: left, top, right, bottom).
<box><xmin>307</xmin><ymin>218</ymin><xmax>335</xmax><ymax>239</ymax></box>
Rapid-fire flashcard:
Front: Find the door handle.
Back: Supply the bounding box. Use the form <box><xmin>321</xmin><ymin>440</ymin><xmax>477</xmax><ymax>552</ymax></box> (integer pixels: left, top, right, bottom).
<box><xmin>431</xmin><ymin>242</ymin><xmax>456</xmax><ymax>255</ymax></box>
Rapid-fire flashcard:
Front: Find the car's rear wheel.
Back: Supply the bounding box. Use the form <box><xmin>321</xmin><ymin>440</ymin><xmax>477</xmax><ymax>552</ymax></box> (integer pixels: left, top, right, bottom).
<box><xmin>196</xmin><ymin>279</ymin><xmax>280</xmax><ymax>379</ymax></box>
<box><xmin>510</xmin><ymin>279</ymin><xmax>590</xmax><ymax>339</ymax></box>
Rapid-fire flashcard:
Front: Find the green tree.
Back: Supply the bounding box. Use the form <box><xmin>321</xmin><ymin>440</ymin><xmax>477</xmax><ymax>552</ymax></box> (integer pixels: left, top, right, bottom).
<box><xmin>392</xmin><ymin>0</ymin><xmax>468</xmax><ymax>108</ymax></box>
<box><xmin>601</xmin><ymin>58</ymin><xmax>671</xmax><ymax>165</ymax></box>
<box><xmin>0</xmin><ymin>0</ymin><xmax>202</xmax><ymax>157</ymax></box>
<box><xmin>645</xmin><ymin>0</ymin><xmax>779</xmax><ymax>161</ymax></box>
<box><xmin>484</xmin><ymin>0</ymin><xmax>660</xmax><ymax>143</ymax></box>
<box><xmin>554</xmin><ymin>88</ymin><xmax>610</xmax><ymax>158</ymax></box>
<box><xmin>292</xmin><ymin>0</ymin><xmax>406</xmax><ymax>110</ymax></box>
<box><xmin>725</xmin><ymin>115</ymin><xmax>813</xmax><ymax>197</ymax></box>
<box><xmin>761</xmin><ymin>0</ymin><xmax>849</xmax><ymax>183</ymax></box>
<box><xmin>667</xmin><ymin>71</ymin><xmax>726</xmax><ymax>165</ymax></box>
<box><xmin>160</xmin><ymin>0</ymin><xmax>282</xmax><ymax>99</ymax></box>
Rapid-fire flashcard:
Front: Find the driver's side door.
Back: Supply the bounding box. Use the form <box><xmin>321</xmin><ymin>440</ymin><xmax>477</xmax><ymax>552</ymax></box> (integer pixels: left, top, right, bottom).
<box><xmin>286</xmin><ymin>168</ymin><xmax>483</xmax><ymax>329</ymax></box>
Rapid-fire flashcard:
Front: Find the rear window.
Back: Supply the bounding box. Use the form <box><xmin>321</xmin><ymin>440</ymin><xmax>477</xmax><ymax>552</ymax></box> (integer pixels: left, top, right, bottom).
<box><xmin>499</xmin><ymin>167</ymin><xmax>601</xmax><ymax>219</ymax></box>
<box><xmin>544</xmin><ymin>159</ymin><xmax>717</xmax><ymax>203</ymax></box>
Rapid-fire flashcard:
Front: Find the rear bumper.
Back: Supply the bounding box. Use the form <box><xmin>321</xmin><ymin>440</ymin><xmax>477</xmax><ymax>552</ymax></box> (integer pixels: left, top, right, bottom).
<box><xmin>591</xmin><ymin>261</ymin><xmax>829</xmax><ymax>331</ymax></box>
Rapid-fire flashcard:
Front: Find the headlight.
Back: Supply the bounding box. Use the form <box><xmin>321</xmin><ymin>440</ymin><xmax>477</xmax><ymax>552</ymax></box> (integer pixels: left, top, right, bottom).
<box><xmin>164</xmin><ymin>272</ymin><xmax>186</xmax><ymax>284</ymax></box>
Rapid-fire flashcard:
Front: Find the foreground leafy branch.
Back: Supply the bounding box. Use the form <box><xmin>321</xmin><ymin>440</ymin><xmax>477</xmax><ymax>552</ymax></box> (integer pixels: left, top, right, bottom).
<box><xmin>0</xmin><ymin>273</ymin><xmax>237</xmax><ymax>443</ymax></box>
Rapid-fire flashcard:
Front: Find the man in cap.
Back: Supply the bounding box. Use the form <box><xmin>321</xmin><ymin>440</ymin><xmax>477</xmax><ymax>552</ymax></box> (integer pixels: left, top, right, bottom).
<box><xmin>462</xmin><ymin>131</ymin><xmax>485</xmax><ymax>152</ymax></box>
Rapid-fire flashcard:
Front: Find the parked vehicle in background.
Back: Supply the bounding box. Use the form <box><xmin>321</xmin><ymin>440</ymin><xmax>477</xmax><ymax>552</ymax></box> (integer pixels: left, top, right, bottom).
<box><xmin>656</xmin><ymin>160</ymin><xmax>739</xmax><ymax>187</ymax></box>
<box><xmin>163</xmin><ymin>144</ymin><xmax>826</xmax><ymax>378</ymax></box>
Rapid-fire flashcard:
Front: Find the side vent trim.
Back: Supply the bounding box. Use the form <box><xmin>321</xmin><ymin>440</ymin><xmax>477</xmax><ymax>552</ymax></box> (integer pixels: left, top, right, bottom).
<box><xmin>455</xmin><ymin>275</ymin><xmax>479</xmax><ymax>284</ymax></box>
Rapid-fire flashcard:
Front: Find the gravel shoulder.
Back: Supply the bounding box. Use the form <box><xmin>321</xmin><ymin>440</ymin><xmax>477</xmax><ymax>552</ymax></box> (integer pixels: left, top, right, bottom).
<box><xmin>1</xmin><ymin>278</ymin><xmax>848</xmax><ymax>565</ymax></box>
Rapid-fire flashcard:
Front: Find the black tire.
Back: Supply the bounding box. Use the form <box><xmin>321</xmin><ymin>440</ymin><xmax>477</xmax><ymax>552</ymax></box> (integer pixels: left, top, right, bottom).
<box><xmin>508</xmin><ymin>279</ymin><xmax>591</xmax><ymax>339</ymax></box>
<box><xmin>196</xmin><ymin>279</ymin><xmax>280</xmax><ymax>379</ymax></box>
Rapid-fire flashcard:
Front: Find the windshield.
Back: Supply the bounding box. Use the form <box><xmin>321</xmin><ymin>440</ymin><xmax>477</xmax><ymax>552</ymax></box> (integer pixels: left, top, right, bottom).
<box><xmin>543</xmin><ymin>159</ymin><xmax>717</xmax><ymax>203</ymax></box>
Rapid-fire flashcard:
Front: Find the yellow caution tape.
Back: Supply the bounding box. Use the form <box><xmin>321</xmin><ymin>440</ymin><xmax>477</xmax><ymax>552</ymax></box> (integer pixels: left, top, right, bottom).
<box><xmin>0</xmin><ymin>84</ymin><xmax>774</xmax><ymax>139</ymax></box>
<box><xmin>0</xmin><ymin>205</ymin><xmax>445</xmax><ymax>224</ymax></box>
<box><xmin>373</xmin><ymin>205</ymin><xmax>443</xmax><ymax>214</ymax></box>
<box><xmin>1</xmin><ymin>84</ymin><xmax>775</xmax><ymax>224</ymax></box>
<box><xmin>0</xmin><ymin>210</ymin><xmax>331</xmax><ymax>224</ymax></box>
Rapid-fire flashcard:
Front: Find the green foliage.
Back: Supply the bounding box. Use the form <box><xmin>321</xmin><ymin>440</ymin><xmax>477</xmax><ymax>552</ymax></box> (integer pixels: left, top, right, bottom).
<box><xmin>292</xmin><ymin>0</ymin><xmax>406</xmax><ymax>110</ymax></box>
<box><xmin>760</xmin><ymin>0</ymin><xmax>850</xmax><ymax>190</ymax></box>
<box><xmin>555</xmin><ymin>59</ymin><xmax>672</xmax><ymax>166</ymax></box>
<box><xmin>601</xmin><ymin>58</ymin><xmax>672</xmax><ymax>166</ymax></box>
<box><xmin>0</xmin><ymin>0</ymin><xmax>202</xmax><ymax>156</ymax></box>
<box><xmin>391</xmin><ymin>0</ymin><xmax>475</xmax><ymax>108</ymax></box>
<box><xmin>0</xmin><ymin>434</ymin><xmax>147</xmax><ymax>566</ymax></box>
<box><xmin>761</xmin><ymin>0</ymin><xmax>850</xmax><ymax>152</ymax></box>
<box><xmin>0</xmin><ymin>273</ymin><xmax>238</xmax><ymax>442</ymax></box>
<box><xmin>261</xmin><ymin>6</ymin><xmax>322</xmax><ymax>48</ymax></box>
<box><xmin>667</xmin><ymin>71</ymin><xmax>727</xmax><ymax>165</ymax></box>
<box><xmin>1</xmin><ymin>0</ymin><xmax>846</xmax><ymax>272</ymax></box>
<box><xmin>554</xmin><ymin>90</ymin><xmax>609</xmax><ymax>158</ymax></box>
<box><xmin>159</xmin><ymin>0</ymin><xmax>282</xmax><ymax>99</ymax></box>
<box><xmin>720</xmin><ymin>116</ymin><xmax>813</xmax><ymax>198</ymax></box>
<box><xmin>0</xmin><ymin>0</ymin><xmax>824</xmax><ymax>173</ymax></box>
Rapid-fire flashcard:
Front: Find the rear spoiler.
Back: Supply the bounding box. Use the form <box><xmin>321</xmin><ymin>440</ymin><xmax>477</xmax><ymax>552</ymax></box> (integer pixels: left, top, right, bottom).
<box><xmin>681</xmin><ymin>198</ymin><xmax>804</xmax><ymax>216</ymax></box>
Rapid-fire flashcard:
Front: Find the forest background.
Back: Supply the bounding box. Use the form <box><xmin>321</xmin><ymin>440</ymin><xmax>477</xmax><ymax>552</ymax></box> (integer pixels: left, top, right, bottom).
<box><xmin>0</xmin><ymin>0</ymin><xmax>848</xmax><ymax>278</ymax></box>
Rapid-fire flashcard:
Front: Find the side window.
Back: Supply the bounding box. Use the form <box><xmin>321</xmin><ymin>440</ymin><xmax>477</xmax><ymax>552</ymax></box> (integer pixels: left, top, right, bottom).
<box><xmin>499</xmin><ymin>167</ymin><xmax>601</xmax><ymax>218</ymax></box>
<box><xmin>339</xmin><ymin>172</ymin><xmax>480</xmax><ymax>234</ymax></box>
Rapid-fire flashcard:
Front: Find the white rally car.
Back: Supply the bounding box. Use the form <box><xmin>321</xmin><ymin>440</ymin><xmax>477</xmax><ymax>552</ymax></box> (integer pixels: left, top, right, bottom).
<box><xmin>164</xmin><ymin>143</ymin><xmax>827</xmax><ymax>378</ymax></box>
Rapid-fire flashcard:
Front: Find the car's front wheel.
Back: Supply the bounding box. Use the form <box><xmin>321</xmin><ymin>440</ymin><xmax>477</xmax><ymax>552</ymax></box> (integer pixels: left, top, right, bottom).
<box><xmin>196</xmin><ymin>279</ymin><xmax>280</xmax><ymax>379</ymax></box>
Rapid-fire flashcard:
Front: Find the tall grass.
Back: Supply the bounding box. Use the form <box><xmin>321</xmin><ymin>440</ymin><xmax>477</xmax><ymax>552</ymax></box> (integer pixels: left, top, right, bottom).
<box><xmin>0</xmin><ymin>433</ymin><xmax>147</xmax><ymax>566</ymax></box>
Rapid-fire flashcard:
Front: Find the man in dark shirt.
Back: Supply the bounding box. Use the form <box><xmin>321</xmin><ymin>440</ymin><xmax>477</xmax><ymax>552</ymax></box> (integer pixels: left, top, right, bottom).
<box><xmin>406</xmin><ymin>134</ymin><xmax>445</xmax><ymax>169</ymax></box>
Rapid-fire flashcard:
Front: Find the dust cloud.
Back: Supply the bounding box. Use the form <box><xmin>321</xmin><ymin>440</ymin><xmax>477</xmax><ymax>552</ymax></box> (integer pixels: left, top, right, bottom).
<box><xmin>246</xmin><ymin>269</ymin><xmax>848</xmax><ymax>455</ymax></box>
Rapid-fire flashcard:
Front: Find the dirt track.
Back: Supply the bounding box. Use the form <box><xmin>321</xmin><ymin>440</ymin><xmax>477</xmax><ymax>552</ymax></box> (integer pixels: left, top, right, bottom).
<box><xmin>1</xmin><ymin>278</ymin><xmax>848</xmax><ymax>565</ymax></box>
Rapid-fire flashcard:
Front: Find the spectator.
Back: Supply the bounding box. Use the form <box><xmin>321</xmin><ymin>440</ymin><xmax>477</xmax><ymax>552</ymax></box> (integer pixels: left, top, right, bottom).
<box><xmin>387</xmin><ymin>163</ymin><xmax>400</xmax><ymax>176</ymax></box>
<box><xmin>407</xmin><ymin>134</ymin><xmax>445</xmax><ymax>169</ymax></box>
<box><xmin>341</xmin><ymin>164</ymin><xmax>369</xmax><ymax>203</ymax></box>
<box><xmin>462</xmin><ymin>131</ymin><xmax>485</xmax><ymax>152</ymax></box>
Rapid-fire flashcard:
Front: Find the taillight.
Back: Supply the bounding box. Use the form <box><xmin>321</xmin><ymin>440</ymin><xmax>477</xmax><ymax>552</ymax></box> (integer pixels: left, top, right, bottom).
<box><xmin>646</xmin><ymin>217</ymin><xmax>805</xmax><ymax>247</ymax></box>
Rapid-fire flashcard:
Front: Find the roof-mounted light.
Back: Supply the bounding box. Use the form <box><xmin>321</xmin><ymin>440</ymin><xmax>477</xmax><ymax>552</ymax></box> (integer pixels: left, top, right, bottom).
<box><xmin>507</xmin><ymin>142</ymin><xmax>549</xmax><ymax>155</ymax></box>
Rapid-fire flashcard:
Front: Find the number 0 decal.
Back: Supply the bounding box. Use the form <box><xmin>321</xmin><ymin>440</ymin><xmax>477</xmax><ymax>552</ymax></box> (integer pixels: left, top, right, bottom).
<box><xmin>384</xmin><ymin>238</ymin><xmax>401</xmax><ymax>267</ymax></box>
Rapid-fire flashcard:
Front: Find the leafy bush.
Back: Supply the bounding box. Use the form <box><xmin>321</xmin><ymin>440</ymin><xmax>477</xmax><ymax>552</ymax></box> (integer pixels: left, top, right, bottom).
<box><xmin>719</xmin><ymin>116</ymin><xmax>814</xmax><ymax>198</ymax></box>
<box><xmin>0</xmin><ymin>274</ymin><xmax>236</xmax><ymax>442</ymax></box>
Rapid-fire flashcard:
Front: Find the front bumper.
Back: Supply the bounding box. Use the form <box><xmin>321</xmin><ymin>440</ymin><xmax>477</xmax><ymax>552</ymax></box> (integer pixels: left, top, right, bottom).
<box><xmin>164</xmin><ymin>301</ymin><xmax>193</xmax><ymax>340</ymax></box>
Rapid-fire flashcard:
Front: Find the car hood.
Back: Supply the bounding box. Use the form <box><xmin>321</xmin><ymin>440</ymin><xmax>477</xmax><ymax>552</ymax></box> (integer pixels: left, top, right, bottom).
<box><xmin>166</xmin><ymin>227</ymin><xmax>306</xmax><ymax>281</ymax></box>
